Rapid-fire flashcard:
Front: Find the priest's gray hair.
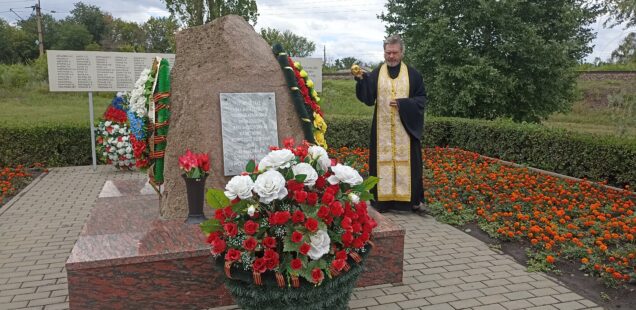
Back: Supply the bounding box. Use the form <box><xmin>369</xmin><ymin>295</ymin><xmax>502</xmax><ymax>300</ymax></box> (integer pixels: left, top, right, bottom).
<box><xmin>384</xmin><ymin>35</ymin><xmax>404</xmax><ymax>52</ymax></box>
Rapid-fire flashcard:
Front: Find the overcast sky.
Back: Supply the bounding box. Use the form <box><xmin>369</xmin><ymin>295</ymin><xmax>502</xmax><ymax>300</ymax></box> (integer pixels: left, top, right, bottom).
<box><xmin>1</xmin><ymin>0</ymin><xmax>633</xmax><ymax>63</ymax></box>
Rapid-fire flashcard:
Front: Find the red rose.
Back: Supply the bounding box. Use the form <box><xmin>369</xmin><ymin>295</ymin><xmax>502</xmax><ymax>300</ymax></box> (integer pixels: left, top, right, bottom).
<box><xmin>223</xmin><ymin>206</ymin><xmax>236</xmax><ymax>218</ymax></box>
<box><xmin>332</xmin><ymin>259</ymin><xmax>345</xmax><ymax>271</ymax></box>
<box><xmin>305</xmin><ymin>218</ymin><xmax>319</xmax><ymax>232</ymax></box>
<box><xmin>317</xmin><ymin>206</ymin><xmax>330</xmax><ymax>219</ymax></box>
<box><xmin>272</xmin><ymin>211</ymin><xmax>291</xmax><ymax>225</ymax></box>
<box><xmin>353</xmin><ymin>238</ymin><xmax>364</xmax><ymax>249</ymax></box>
<box><xmin>253</xmin><ymin>258</ymin><xmax>267</xmax><ymax>273</ymax></box>
<box><xmin>290</xmin><ymin>258</ymin><xmax>303</xmax><ymax>270</ymax></box>
<box><xmin>291</xmin><ymin>231</ymin><xmax>304</xmax><ymax>243</ymax></box>
<box><xmin>264</xmin><ymin>249</ymin><xmax>279</xmax><ymax>261</ymax></box>
<box><xmin>243</xmin><ymin>220</ymin><xmax>259</xmax><ymax>235</ymax></box>
<box><xmin>311</xmin><ymin>268</ymin><xmax>324</xmax><ymax>283</ymax></box>
<box><xmin>294</xmin><ymin>146</ymin><xmax>308</xmax><ymax>159</ymax></box>
<box><xmin>340</xmin><ymin>216</ymin><xmax>353</xmax><ymax>230</ymax></box>
<box><xmin>224</xmin><ymin>223</ymin><xmax>238</xmax><ymax>236</ymax></box>
<box><xmin>323</xmin><ymin>216</ymin><xmax>334</xmax><ymax>225</ymax></box>
<box><xmin>263</xmin><ymin>236</ymin><xmax>277</xmax><ymax>248</ymax></box>
<box><xmin>287</xmin><ymin>180</ymin><xmax>304</xmax><ymax>193</ymax></box>
<box><xmin>206</xmin><ymin>231</ymin><xmax>221</xmax><ymax>244</ymax></box>
<box><xmin>242</xmin><ymin>237</ymin><xmax>258</xmax><ymax>251</ymax></box>
<box><xmin>321</xmin><ymin>192</ymin><xmax>334</xmax><ymax>205</ymax></box>
<box><xmin>326</xmin><ymin>185</ymin><xmax>339</xmax><ymax>195</ymax></box>
<box><xmin>225</xmin><ymin>249</ymin><xmax>241</xmax><ymax>261</ymax></box>
<box><xmin>214</xmin><ymin>209</ymin><xmax>225</xmax><ymax>221</ymax></box>
<box><xmin>352</xmin><ymin>222</ymin><xmax>362</xmax><ymax>233</ymax></box>
<box><xmin>292</xmin><ymin>210</ymin><xmax>305</xmax><ymax>223</ymax></box>
<box><xmin>294</xmin><ymin>190</ymin><xmax>308</xmax><ymax>204</ymax></box>
<box><xmin>299</xmin><ymin>243</ymin><xmax>311</xmax><ymax>255</ymax></box>
<box><xmin>315</xmin><ymin>176</ymin><xmax>326</xmax><ymax>189</ymax></box>
<box><xmin>336</xmin><ymin>250</ymin><xmax>347</xmax><ymax>260</ymax></box>
<box><xmin>342</xmin><ymin>232</ymin><xmax>353</xmax><ymax>246</ymax></box>
<box><xmin>330</xmin><ymin>201</ymin><xmax>344</xmax><ymax>217</ymax></box>
<box><xmin>359</xmin><ymin>231</ymin><xmax>370</xmax><ymax>243</ymax></box>
<box><xmin>211</xmin><ymin>239</ymin><xmax>226</xmax><ymax>254</ymax></box>
<box><xmin>307</xmin><ymin>192</ymin><xmax>318</xmax><ymax>205</ymax></box>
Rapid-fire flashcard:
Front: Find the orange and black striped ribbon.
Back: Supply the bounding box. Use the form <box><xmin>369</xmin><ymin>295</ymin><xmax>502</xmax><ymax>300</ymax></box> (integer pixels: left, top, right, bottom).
<box><xmin>252</xmin><ymin>271</ymin><xmax>263</xmax><ymax>286</ymax></box>
<box><xmin>342</xmin><ymin>262</ymin><xmax>351</xmax><ymax>272</ymax></box>
<box><xmin>329</xmin><ymin>266</ymin><xmax>341</xmax><ymax>277</ymax></box>
<box><xmin>153</xmin><ymin>92</ymin><xmax>170</xmax><ymax>103</ymax></box>
<box><xmin>275</xmin><ymin>272</ymin><xmax>285</xmax><ymax>288</ymax></box>
<box><xmin>224</xmin><ymin>261</ymin><xmax>233</xmax><ymax>279</ymax></box>
<box><xmin>150</xmin><ymin>151</ymin><xmax>165</xmax><ymax>159</ymax></box>
<box><xmin>154</xmin><ymin>121</ymin><xmax>169</xmax><ymax>129</ymax></box>
<box><xmin>350</xmin><ymin>252</ymin><xmax>362</xmax><ymax>263</ymax></box>
<box><xmin>291</xmin><ymin>275</ymin><xmax>300</xmax><ymax>288</ymax></box>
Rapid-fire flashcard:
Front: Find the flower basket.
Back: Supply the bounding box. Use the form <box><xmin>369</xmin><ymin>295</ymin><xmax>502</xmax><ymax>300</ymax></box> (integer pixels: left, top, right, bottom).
<box><xmin>200</xmin><ymin>138</ymin><xmax>379</xmax><ymax>309</ymax></box>
<box><xmin>216</xmin><ymin>244</ymin><xmax>371</xmax><ymax>310</ymax></box>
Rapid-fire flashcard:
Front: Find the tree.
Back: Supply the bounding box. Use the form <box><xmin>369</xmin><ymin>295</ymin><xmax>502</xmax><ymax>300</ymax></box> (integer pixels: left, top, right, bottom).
<box><xmin>101</xmin><ymin>19</ymin><xmax>145</xmax><ymax>52</ymax></box>
<box><xmin>68</xmin><ymin>2</ymin><xmax>110</xmax><ymax>44</ymax></box>
<box><xmin>334</xmin><ymin>57</ymin><xmax>359</xmax><ymax>70</ymax></box>
<box><xmin>603</xmin><ymin>0</ymin><xmax>636</xmax><ymax>27</ymax></box>
<box><xmin>163</xmin><ymin>0</ymin><xmax>258</xmax><ymax>27</ymax></box>
<box><xmin>611</xmin><ymin>32</ymin><xmax>636</xmax><ymax>63</ymax></box>
<box><xmin>260</xmin><ymin>28</ymin><xmax>316</xmax><ymax>57</ymax></box>
<box><xmin>380</xmin><ymin>0</ymin><xmax>598</xmax><ymax>122</ymax></box>
<box><xmin>0</xmin><ymin>19</ymin><xmax>39</xmax><ymax>63</ymax></box>
<box><xmin>17</xmin><ymin>14</ymin><xmax>59</xmax><ymax>52</ymax></box>
<box><xmin>143</xmin><ymin>16</ymin><xmax>179</xmax><ymax>53</ymax></box>
<box><xmin>51</xmin><ymin>22</ymin><xmax>93</xmax><ymax>51</ymax></box>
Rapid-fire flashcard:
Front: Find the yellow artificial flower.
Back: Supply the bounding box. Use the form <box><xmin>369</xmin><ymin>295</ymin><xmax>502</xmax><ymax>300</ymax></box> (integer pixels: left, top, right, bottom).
<box><xmin>313</xmin><ymin>112</ymin><xmax>327</xmax><ymax>132</ymax></box>
<box><xmin>307</xmin><ymin>79</ymin><xmax>314</xmax><ymax>88</ymax></box>
<box><xmin>314</xmin><ymin>131</ymin><xmax>327</xmax><ymax>149</ymax></box>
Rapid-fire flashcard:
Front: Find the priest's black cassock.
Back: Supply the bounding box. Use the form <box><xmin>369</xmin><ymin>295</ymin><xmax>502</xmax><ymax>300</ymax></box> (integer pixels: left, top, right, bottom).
<box><xmin>355</xmin><ymin>62</ymin><xmax>427</xmax><ymax>212</ymax></box>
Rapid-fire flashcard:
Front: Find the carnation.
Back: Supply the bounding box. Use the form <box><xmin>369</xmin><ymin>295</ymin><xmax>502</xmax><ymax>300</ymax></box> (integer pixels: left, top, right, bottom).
<box><xmin>307</xmin><ymin>145</ymin><xmax>330</xmax><ymax>172</ymax></box>
<box><xmin>258</xmin><ymin>149</ymin><xmax>295</xmax><ymax>171</ymax></box>
<box><xmin>253</xmin><ymin>170</ymin><xmax>288</xmax><ymax>203</ymax></box>
<box><xmin>327</xmin><ymin>164</ymin><xmax>363</xmax><ymax>186</ymax></box>
<box><xmin>291</xmin><ymin>163</ymin><xmax>318</xmax><ymax>187</ymax></box>
<box><xmin>224</xmin><ymin>175</ymin><xmax>255</xmax><ymax>200</ymax></box>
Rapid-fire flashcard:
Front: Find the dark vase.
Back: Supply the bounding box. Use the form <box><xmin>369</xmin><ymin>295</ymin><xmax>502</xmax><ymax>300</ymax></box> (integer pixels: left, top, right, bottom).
<box><xmin>183</xmin><ymin>174</ymin><xmax>208</xmax><ymax>224</ymax></box>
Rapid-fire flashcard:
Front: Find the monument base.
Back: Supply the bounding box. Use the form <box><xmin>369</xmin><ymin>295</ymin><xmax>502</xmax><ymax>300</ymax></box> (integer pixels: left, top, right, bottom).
<box><xmin>66</xmin><ymin>180</ymin><xmax>405</xmax><ymax>309</ymax></box>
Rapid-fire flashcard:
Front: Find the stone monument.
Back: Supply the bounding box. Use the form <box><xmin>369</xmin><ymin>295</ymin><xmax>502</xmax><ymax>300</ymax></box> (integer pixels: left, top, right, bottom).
<box><xmin>160</xmin><ymin>15</ymin><xmax>306</xmax><ymax>219</ymax></box>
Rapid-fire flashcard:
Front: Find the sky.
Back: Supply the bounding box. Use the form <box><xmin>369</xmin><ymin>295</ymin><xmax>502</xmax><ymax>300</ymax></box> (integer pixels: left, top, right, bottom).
<box><xmin>0</xmin><ymin>0</ymin><xmax>633</xmax><ymax>63</ymax></box>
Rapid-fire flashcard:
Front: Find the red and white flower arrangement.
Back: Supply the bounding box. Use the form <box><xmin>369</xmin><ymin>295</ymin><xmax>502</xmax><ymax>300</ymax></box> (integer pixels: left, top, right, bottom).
<box><xmin>201</xmin><ymin>138</ymin><xmax>379</xmax><ymax>286</ymax></box>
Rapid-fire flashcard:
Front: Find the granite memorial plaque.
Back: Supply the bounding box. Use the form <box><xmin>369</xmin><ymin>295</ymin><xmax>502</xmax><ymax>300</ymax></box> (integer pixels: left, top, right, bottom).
<box><xmin>220</xmin><ymin>92</ymin><xmax>278</xmax><ymax>176</ymax></box>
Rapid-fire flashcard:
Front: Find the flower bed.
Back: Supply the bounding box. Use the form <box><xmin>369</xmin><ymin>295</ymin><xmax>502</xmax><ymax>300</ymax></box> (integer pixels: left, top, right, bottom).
<box><xmin>327</xmin><ymin>146</ymin><xmax>635</xmax><ymax>288</ymax></box>
<box><xmin>0</xmin><ymin>163</ymin><xmax>46</xmax><ymax>208</ymax></box>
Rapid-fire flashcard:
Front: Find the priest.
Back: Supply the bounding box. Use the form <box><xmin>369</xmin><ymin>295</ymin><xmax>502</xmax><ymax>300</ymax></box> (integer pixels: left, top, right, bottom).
<box><xmin>353</xmin><ymin>35</ymin><xmax>427</xmax><ymax>213</ymax></box>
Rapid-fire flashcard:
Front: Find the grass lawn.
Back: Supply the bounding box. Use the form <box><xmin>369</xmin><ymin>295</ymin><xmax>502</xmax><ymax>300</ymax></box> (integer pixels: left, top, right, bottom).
<box><xmin>1</xmin><ymin>79</ymin><xmax>634</xmax><ymax>140</ymax></box>
<box><xmin>0</xmin><ymin>83</ymin><xmax>113</xmax><ymax>127</ymax></box>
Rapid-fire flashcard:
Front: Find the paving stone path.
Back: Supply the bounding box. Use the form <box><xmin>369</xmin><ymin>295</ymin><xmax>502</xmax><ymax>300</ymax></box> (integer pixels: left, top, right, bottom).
<box><xmin>0</xmin><ymin>167</ymin><xmax>603</xmax><ymax>310</ymax></box>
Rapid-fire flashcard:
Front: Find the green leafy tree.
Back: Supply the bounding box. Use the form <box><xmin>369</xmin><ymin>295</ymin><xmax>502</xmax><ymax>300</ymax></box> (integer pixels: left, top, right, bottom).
<box><xmin>334</xmin><ymin>57</ymin><xmax>359</xmax><ymax>70</ymax></box>
<box><xmin>603</xmin><ymin>0</ymin><xmax>636</xmax><ymax>27</ymax></box>
<box><xmin>143</xmin><ymin>16</ymin><xmax>178</xmax><ymax>53</ymax></box>
<box><xmin>67</xmin><ymin>2</ymin><xmax>110</xmax><ymax>44</ymax></box>
<box><xmin>0</xmin><ymin>19</ymin><xmax>38</xmax><ymax>63</ymax></box>
<box><xmin>51</xmin><ymin>22</ymin><xmax>93</xmax><ymax>51</ymax></box>
<box><xmin>381</xmin><ymin>0</ymin><xmax>599</xmax><ymax>122</ymax></box>
<box><xmin>101</xmin><ymin>19</ymin><xmax>145</xmax><ymax>52</ymax></box>
<box><xmin>260</xmin><ymin>28</ymin><xmax>316</xmax><ymax>57</ymax></box>
<box><xmin>610</xmin><ymin>32</ymin><xmax>636</xmax><ymax>63</ymax></box>
<box><xmin>17</xmin><ymin>14</ymin><xmax>59</xmax><ymax>52</ymax></box>
<box><xmin>163</xmin><ymin>0</ymin><xmax>258</xmax><ymax>27</ymax></box>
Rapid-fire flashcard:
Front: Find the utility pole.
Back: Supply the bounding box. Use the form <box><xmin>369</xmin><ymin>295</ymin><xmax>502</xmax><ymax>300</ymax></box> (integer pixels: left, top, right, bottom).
<box><xmin>323</xmin><ymin>45</ymin><xmax>326</xmax><ymax>64</ymax></box>
<box><xmin>35</xmin><ymin>0</ymin><xmax>44</xmax><ymax>57</ymax></box>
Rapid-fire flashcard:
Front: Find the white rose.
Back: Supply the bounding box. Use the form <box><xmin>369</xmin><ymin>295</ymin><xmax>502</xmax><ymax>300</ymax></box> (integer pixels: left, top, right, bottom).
<box><xmin>224</xmin><ymin>175</ymin><xmax>255</xmax><ymax>200</ymax></box>
<box><xmin>119</xmin><ymin>128</ymin><xmax>126</xmax><ymax>135</ymax></box>
<box><xmin>104</xmin><ymin>121</ymin><xmax>112</xmax><ymax>127</ymax></box>
<box><xmin>348</xmin><ymin>192</ymin><xmax>360</xmax><ymax>204</ymax></box>
<box><xmin>253</xmin><ymin>170</ymin><xmax>288</xmax><ymax>204</ymax></box>
<box><xmin>292</xmin><ymin>163</ymin><xmax>318</xmax><ymax>187</ymax></box>
<box><xmin>116</xmin><ymin>142</ymin><xmax>124</xmax><ymax>148</ymax></box>
<box><xmin>327</xmin><ymin>164</ymin><xmax>363</xmax><ymax>186</ymax></box>
<box><xmin>308</xmin><ymin>230</ymin><xmax>331</xmax><ymax>260</ymax></box>
<box><xmin>308</xmin><ymin>145</ymin><xmax>331</xmax><ymax>172</ymax></box>
<box><xmin>258</xmin><ymin>149</ymin><xmax>295</xmax><ymax>171</ymax></box>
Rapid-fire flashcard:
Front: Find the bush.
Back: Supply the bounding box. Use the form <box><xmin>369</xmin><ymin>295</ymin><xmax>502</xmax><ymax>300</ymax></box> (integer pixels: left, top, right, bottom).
<box><xmin>1</xmin><ymin>64</ymin><xmax>30</xmax><ymax>88</ymax></box>
<box><xmin>0</xmin><ymin>125</ymin><xmax>92</xmax><ymax>167</ymax></box>
<box><xmin>327</xmin><ymin>116</ymin><xmax>636</xmax><ymax>187</ymax></box>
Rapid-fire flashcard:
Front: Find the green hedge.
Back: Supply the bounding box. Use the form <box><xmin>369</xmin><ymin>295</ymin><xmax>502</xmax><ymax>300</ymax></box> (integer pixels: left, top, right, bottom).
<box><xmin>0</xmin><ymin>125</ymin><xmax>93</xmax><ymax>167</ymax></box>
<box><xmin>327</xmin><ymin>116</ymin><xmax>636</xmax><ymax>187</ymax></box>
<box><xmin>1</xmin><ymin>117</ymin><xmax>635</xmax><ymax>187</ymax></box>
